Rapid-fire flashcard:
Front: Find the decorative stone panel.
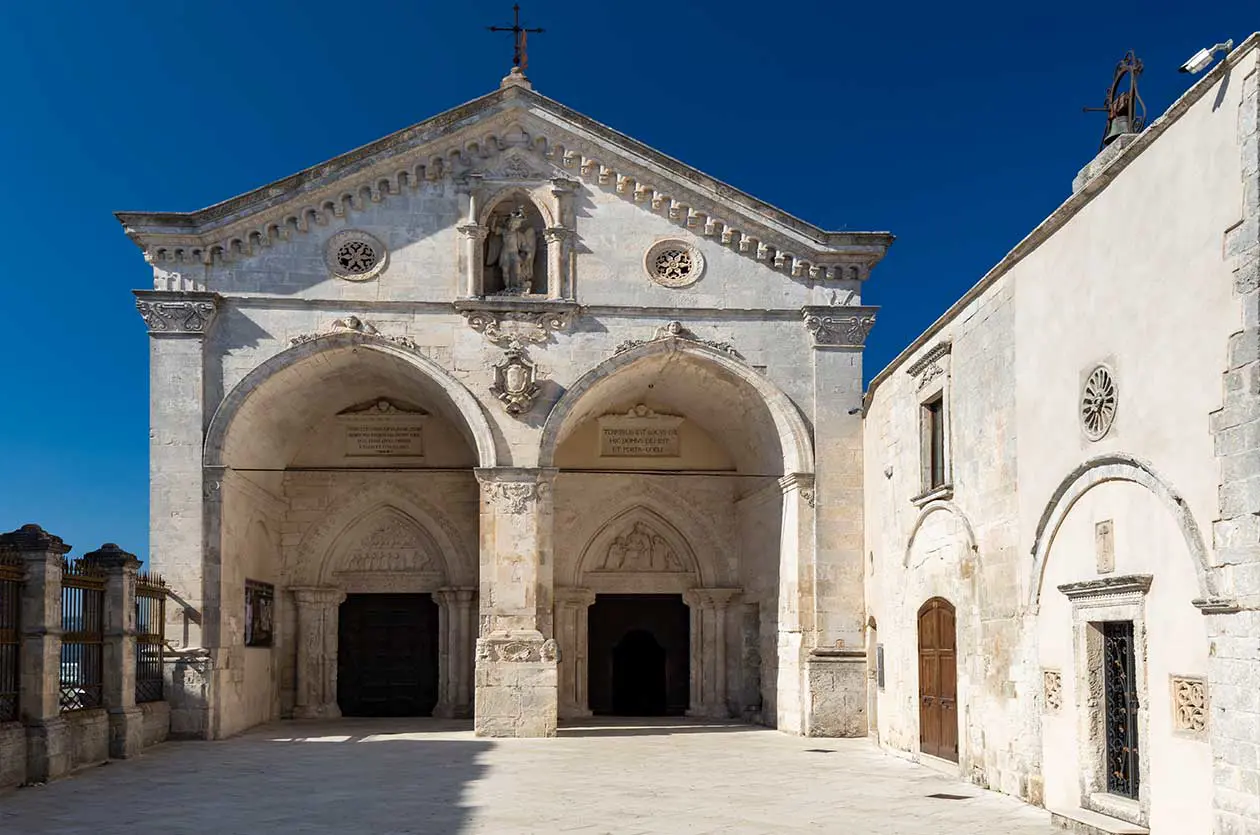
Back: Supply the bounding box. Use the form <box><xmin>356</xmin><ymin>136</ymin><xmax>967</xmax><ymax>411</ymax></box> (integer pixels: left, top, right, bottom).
<box><xmin>1043</xmin><ymin>669</ymin><xmax>1063</xmax><ymax>713</ymax></box>
<box><xmin>801</xmin><ymin>306</ymin><xmax>878</xmax><ymax>348</ymax></box>
<box><xmin>1080</xmin><ymin>364</ymin><xmax>1118</xmax><ymax>441</ymax></box>
<box><xmin>134</xmin><ymin>290</ymin><xmax>220</xmax><ymax>335</ymax></box>
<box><xmin>1170</xmin><ymin>675</ymin><xmax>1208</xmax><ymax>738</ymax></box>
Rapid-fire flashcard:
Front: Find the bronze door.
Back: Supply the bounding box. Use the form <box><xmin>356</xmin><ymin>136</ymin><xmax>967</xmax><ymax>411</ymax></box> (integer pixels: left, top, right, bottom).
<box><xmin>918</xmin><ymin>597</ymin><xmax>958</xmax><ymax>762</ymax></box>
<box><xmin>337</xmin><ymin>593</ymin><xmax>439</xmax><ymax>717</ymax></box>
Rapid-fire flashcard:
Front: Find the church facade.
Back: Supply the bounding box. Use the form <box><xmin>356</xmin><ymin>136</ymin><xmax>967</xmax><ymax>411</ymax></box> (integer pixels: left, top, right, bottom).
<box><xmin>120</xmin><ymin>36</ymin><xmax>1260</xmax><ymax>835</ymax></box>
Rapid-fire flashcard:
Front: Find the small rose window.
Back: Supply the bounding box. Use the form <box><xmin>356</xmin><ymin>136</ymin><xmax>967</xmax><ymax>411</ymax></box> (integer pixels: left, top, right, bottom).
<box><xmin>1081</xmin><ymin>365</ymin><xmax>1118</xmax><ymax>440</ymax></box>
<box><xmin>326</xmin><ymin>230</ymin><xmax>387</xmax><ymax>281</ymax></box>
<box><xmin>645</xmin><ymin>240</ymin><xmax>704</xmax><ymax>288</ymax></box>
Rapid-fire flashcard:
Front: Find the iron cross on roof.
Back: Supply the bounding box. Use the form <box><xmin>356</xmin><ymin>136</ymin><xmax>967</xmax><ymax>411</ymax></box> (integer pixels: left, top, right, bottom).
<box><xmin>487</xmin><ymin>4</ymin><xmax>544</xmax><ymax>71</ymax></box>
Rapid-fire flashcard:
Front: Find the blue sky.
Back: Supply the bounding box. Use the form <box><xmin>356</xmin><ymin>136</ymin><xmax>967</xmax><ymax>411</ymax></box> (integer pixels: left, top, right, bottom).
<box><xmin>0</xmin><ymin>1</ymin><xmax>1254</xmax><ymax>560</ymax></box>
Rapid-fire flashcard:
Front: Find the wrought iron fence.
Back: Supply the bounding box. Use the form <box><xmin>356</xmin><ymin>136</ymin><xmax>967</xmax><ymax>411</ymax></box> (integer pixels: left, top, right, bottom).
<box><xmin>60</xmin><ymin>559</ymin><xmax>105</xmax><ymax>712</ymax></box>
<box><xmin>0</xmin><ymin>549</ymin><xmax>22</xmax><ymax>722</ymax></box>
<box><xmin>135</xmin><ymin>571</ymin><xmax>166</xmax><ymax>703</ymax></box>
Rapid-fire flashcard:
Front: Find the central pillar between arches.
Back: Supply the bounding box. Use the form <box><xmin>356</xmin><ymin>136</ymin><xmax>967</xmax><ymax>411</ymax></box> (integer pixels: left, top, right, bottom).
<box><xmin>473</xmin><ymin>467</ymin><xmax>559</xmax><ymax>738</ymax></box>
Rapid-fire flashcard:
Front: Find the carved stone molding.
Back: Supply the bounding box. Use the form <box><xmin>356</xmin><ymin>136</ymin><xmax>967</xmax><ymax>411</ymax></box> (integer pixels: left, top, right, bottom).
<box><xmin>476</xmin><ymin>470</ymin><xmax>555</xmax><ymax>515</ymax></box>
<box><xmin>288</xmin><ymin>315</ymin><xmax>425</xmax><ymax>353</ymax></box>
<box><xmin>476</xmin><ymin>635</ymin><xmax>558</xmax><ymax>664</ymax></box>
<box><xmin>801</xmin><ymin>305</ymin><xmax>878</xmax><ymax>348</ymax></box>
<box><xmin>613</xmin><ymin>320</ymin><xmax>744</xmax><ymax>360</ymax></box>
<box><xmin>905</xmin><ymin>340</ymin><xmax>952</xmax><ymax>377</ymax></box>
<box><xmin>462</xmin><ymin>309</ymin><xmax>575</xmax><ymax>349</ymax></box>
<box><xmin>134</xmin><ymin>290</ymin><xmax>220</xmax><ymax>336</ymax></box>
<box><xmin>1057</xmin><ymin>574</ymin><xmax>1152</xmax><ymax>602</ymax></box>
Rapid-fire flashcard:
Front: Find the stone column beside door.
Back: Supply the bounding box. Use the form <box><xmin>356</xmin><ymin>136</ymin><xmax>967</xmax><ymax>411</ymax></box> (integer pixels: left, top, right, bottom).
<box><xmin>684</xmin><ymin>588</ymin><xmax>740</xmax><ymax>719</ymax></box>
<box><xmin>474</xmin><ymin>468</ymin><xmax>559</xmax><ymax>738</ymax></box>
<box><xmin>434</xmin><ymin>586</ymin><xmax>477</xmax><ymax>718</ymax></box>
<box><xmin>290</xmin><ymin>587</ymin><xmax>345</xmax><ymax>719</ymax></box>
<box><xmin>555</xmin><ymin>587</ymin><xmax>595</xmax><ymax>718</ymax></box>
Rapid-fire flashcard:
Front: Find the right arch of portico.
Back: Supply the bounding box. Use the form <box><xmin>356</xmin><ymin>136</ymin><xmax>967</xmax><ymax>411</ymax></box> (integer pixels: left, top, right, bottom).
<box><xmin>540</xmin><ymin>336</ymin><xmax>819</xmax><ymax>730</ymax></box>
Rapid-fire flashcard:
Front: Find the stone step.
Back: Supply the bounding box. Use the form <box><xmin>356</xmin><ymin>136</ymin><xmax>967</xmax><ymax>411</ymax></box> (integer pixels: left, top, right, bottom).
<box><xmin>1049</xmin><ymin>807</ymin><xmax>1149</xmax><ymax>835</ymax></box>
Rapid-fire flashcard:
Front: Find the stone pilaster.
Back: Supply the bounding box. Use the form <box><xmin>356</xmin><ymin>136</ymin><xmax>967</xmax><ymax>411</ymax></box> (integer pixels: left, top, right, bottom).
<box><xmin>0</xmin><ymin>525</ymin><xmax>72</xmax><ymax>782</ymax></box>
<box><xmin>290</xmin><ymin>587</ymin><xmax>345</xmax><ymax>720</ymax></box>
<box><xmin>775</xmin><ymin>474</ymin><xmax>815</xmax><ymax>734</ymax></box>
<box><xmin>683</xmin><ymin>588</ymin><xmax>740</xmax><ymax>718</ymax></box>
<box><xmin>82</xmin><ymin>544</ymin><xmax>144</xmax><ymax>759</ymax></box>
<box><xmin>799</xmin><ymin>305</ymin><xmax>873</xmax><ymax>738</ymax></box>
<box><xmin>555</xmin><ymin>586</ymin><xmax>595</xmax><ymax>718</ymax></box>
<box><xmin>473</xmin><ymin>467</ymin><xmax>558</xmax><ymax>738</ymax></box>
<box><xmin>134</xmin><ymin>289</ymin><xmax>220</xmax><ymax>739</ymax></box>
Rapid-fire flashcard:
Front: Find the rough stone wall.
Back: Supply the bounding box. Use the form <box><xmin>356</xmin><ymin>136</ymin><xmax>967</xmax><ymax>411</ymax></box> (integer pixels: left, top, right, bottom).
<box><xmin>1208</xmin><ymin>50</ymin><xmax>1260</xmax><ymax>835</ymax></box>
<box><xmin>0</xmin><ymin>722</ymin><xmax>25</xmax><ymax>789</ymax></box>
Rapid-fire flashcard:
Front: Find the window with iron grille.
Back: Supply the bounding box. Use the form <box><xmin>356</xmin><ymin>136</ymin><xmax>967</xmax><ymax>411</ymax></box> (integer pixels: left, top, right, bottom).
<box><xmin>0</xmin><ymin>551</ymin><xmax>22</xmax><ymax>723</ymax></box>
<box><xmin>1103</xmin><ymin>620</ymin><xmax>1140</xmax><ymax>799</ymax></box>
<box><xmin>135</xmin><ymin>571</ymin><xmax>166</xmax><ymax>703</ymax></box>
<box><xmin>60</xmin><ymin>559</ymin><xmax>105</xmax><ymax>712</ymax></box>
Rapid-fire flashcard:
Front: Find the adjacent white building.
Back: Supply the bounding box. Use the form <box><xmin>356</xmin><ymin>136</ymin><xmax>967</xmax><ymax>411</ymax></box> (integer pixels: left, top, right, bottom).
<box><xmin>118</xmin><ymin>36</ymin><xmax>1260</xmax><ymax>835</ymax></box>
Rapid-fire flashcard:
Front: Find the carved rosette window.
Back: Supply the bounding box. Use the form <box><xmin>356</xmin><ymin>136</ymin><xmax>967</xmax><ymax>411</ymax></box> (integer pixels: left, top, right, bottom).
<box><xmin>644</xmin><ymin>240</ymin><xmax>704</xmax><ymax>288</ymax></box>
<box><xmin>1081</xmin><ymin>365</ymin><xmax>1118</xmax><ymax>441</ymax></box>
<box><xmin>326</xmin><ymin>230</ymin><xmax>387</xmax><ymax>282</ymax></box>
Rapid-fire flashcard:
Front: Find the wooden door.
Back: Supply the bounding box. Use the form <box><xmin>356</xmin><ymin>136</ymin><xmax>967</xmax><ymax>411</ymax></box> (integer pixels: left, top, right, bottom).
<box><xmin>918</xmin><ymin>598</ymin><xmax>958</xmax><ymax>762</ymax></box>
<box><xmin>337</xmin><ymin>594</ymin><xmax>439</xmax><ymax>717</ymax></box>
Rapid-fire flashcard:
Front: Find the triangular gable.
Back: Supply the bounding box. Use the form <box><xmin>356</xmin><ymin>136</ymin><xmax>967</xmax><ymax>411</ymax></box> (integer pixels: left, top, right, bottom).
<box><xmin>117</xmin><ymin>72</ymin><xmax>892</xmax><ymax>280</ymax></box>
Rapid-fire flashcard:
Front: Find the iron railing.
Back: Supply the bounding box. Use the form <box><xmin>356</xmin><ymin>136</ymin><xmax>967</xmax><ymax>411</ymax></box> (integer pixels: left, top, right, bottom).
<box><xmin>135</xmin><ymin>571</ymin><xmax>166</xmax><ymax>703</ymax></box>
<box><xmin>60</xmin><ymin>559</ymin><xmax>105</xmax><ymax>712</ymax></box>
<box><xmin>0</xmin><ymin>550</ymin><xmax>22</xmax><ymax>722</ymax></box>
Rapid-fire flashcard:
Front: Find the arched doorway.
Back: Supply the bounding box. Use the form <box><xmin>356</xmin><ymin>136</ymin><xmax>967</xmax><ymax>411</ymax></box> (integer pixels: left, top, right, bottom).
<box><xmin>588</xmin><ymin>595</ymin><xmax>689</xmax><ymax>716</ymax></box>
<box><xmin>918</xmin><ymin>597</ymin><xmax>957</xmax><ymax>762</ymax></box>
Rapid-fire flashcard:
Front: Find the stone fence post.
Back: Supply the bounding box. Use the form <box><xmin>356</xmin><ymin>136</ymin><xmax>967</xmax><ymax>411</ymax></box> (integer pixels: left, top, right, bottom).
<box><xmin>0</xmin><ymin>524</ymin><xmax>71</xmax><ymax>782</ymax></box>
<box><xmin>83</xmin><ymin>543</ymin><xmax>143</xmax><ymax>758</ymax></box>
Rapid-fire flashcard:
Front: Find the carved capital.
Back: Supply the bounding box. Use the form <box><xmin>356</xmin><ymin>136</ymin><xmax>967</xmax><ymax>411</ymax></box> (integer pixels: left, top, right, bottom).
<box><xmin>554</xmin><ymin>586</ymin><xmax>597</xmax><ymax>608</ymax></box>
<box><xmin>475</xmin><ymin>468</ymin><xmax>557</xmax><ymax>515</ymax></box>
<box><xmin>683</xmin><ymin>587</ymin><xmax>742</xmax><ymax>610</ymax></box>
<box><xmin>801</xmin><ymin>305</ymin><xmax>878</xmax><ymax>348</ymax></box>
<box><xmin>456</xmin><ymin>223</ymin><xmax>490</xmax><ymax>241</ymax></box>
<box><xmin>134</xmin><ymin>290</ymin><xmax>220</xmax><ymax>336</ymax></box>
<box><xmin>290</xmin><ymin>586</ymin><xmax>347</xmax><ymax>607</ymax></box>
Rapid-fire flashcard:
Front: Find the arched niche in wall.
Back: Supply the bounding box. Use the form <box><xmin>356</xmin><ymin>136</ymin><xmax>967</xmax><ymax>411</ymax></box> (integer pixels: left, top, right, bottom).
<box><xmin>480</xmin><ymin>190</ymin><xmax>551</xmax><ymax>296</ymax></box>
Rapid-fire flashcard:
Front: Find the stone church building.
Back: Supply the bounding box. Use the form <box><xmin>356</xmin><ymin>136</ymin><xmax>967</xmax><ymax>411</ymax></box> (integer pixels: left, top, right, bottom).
<box><xmin>120</xmin><ymin>36</ymin><xmax>1260</xmax><ymax>835</ymax></box>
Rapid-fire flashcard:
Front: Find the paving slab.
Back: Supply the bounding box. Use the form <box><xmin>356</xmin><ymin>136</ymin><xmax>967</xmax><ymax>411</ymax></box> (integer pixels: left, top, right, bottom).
<box><xmin>0</xmin><ymin>718</ymin><xmax>1057</xmax><ymax>834</ymax></box>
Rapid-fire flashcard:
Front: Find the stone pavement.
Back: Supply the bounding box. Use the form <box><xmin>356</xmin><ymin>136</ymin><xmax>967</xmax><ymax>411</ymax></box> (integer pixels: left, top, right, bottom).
<box><xmin>0</xmin><ymin>718</ymin><xmax>1057</xmax><ymax>834</ymax></box>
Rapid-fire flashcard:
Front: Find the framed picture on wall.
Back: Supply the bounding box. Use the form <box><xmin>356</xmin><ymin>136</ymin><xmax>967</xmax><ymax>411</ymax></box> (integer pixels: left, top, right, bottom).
<box><xmin>244</xmin><ymin>580</ymin><xmax>275</xmax><ymax>647</ymax></box>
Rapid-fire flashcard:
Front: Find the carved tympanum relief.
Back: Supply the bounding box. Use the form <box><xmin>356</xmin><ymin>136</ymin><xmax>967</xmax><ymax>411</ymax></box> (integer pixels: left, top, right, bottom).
<box><xmin>593</xmin><ymin>521</ymin><xmax>687</xmax><ymax>573</ymax></box>
<box><xmin>338</xmin><ymin>516</ymin><xmax>440</xmax><ymax>575</ymax></box>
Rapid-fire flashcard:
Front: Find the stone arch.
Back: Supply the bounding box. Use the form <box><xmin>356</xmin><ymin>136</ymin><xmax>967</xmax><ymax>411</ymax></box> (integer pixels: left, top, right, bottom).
<box><xmin>1027</xmin><ymin>453</ymin><xmax>1218</xmax><ymax>611</ymax></box>
<box><xmin>903</xmin><ymin>500</ymin><xmax>978</xmax><ymax>569</ymax></box>
<box><xmin>576</xmin><ymin>505</ymin><xmax>703</xmax><ymax>587</ymax></box>
<box><xmin>538</xmin><ymin>338</ymin><xmax>814</xmax><ymax>476</ymax></box>
<box><xmin>293</xmin><ymin>480</ymin><xmax>476</xmax><ymax>588</ymax></box>
<box><xmin>478</xmin><ymin>185</ymin><xmax>557</xmax><ymax>228</ymax></box>
<box><xmin>204</xmin><ymin>332</ymin><xmax>498</xmax><ymax>470</ymax></box>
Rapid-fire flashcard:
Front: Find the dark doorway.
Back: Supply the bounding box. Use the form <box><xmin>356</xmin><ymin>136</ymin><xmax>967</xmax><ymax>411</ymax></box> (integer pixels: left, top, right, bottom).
<box><xmin>338</xmin><ymin>593</ymin><xmax>439</xmax><ymax>717</ymax></box>
<box><xmin>917</xmin><ymin>597</ymin><xmax>958</xmax><ymax>762</ymax></box>
<box><xmin>588</xmin><ymin>594</ymin><xmax>689</xmax><ymax>716</ymax></box>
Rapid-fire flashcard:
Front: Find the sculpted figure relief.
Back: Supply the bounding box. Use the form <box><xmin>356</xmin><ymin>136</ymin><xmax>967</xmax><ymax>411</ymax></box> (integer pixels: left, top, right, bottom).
<box><xmin>599</xmin><ymin>522</ymin><xmax>685</xmax><ymax>572</ymax></box>
<box><xmin>485</xmin><ymin>205</ymin><xmax>540</xmax><ymax>294</ymax></box>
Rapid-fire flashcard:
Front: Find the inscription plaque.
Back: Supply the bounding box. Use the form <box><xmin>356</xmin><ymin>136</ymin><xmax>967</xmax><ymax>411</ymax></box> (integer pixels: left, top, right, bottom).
<box><xmin>337</xmin><ymin>399</ymin><xmax>427</xmax><ymax>458</ymax></box>
<box><xmin>597</xmin><ymin>405</ymin><xmax>683</xmax><ymax>458</ymax></box>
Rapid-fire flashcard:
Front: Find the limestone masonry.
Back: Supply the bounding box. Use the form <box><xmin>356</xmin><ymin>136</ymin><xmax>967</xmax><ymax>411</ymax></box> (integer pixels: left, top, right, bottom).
<box><xmin>118</xmin><ymin>39</ymin><xmax>1260</xmax><ymax>834</ymax></box>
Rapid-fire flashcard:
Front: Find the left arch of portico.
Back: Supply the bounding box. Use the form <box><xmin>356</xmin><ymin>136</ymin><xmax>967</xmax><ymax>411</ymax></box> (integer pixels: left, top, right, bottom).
<box><xmin>285</xmin><ymin>479</ymin><xmax>478</xmax><ymax>720</ymax></box>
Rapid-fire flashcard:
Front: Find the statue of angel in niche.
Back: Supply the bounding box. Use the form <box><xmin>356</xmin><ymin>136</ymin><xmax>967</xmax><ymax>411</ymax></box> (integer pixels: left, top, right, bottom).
<box><xmin>486</xmin><ymin>207</ymin><xmax>538</xmax><ymax>294</ymax></box>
